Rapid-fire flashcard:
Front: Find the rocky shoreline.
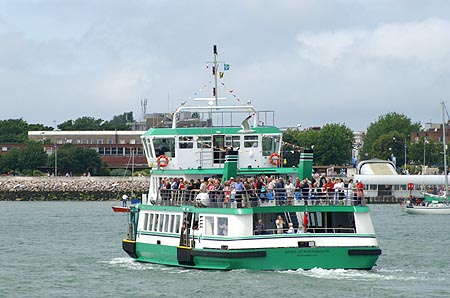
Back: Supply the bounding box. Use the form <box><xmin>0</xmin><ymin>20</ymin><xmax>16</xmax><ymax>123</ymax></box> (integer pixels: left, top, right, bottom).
<box><xmin>0</xmin><ymin>177</ymin><xmax>150</xmax><ymax>201</ymax></box>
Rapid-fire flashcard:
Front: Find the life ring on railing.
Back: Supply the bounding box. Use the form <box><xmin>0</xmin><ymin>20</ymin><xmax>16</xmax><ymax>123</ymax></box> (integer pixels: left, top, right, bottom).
<box><xmin>269</xmin><ymin>152</ymin><xmax>281</xmax><ymax>165</ymax></box>
<box><xmin>407</xmin><ymin>182</ymin><xmax>414</xmax><ymax>190</ymax></box>
<box><xmin>156</xmin><ymin>155</ymin><xmax>169</xmax><ymax>168</ymax></box>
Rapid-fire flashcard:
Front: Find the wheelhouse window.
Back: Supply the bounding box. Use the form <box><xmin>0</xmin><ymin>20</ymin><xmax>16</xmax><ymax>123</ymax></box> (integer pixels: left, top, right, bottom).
<box><xmin>262</xmin><ymin>134</ymin><xmax>281</xmax><ymax>156</ymax></box>
<box><xmin>244</xmin><ymin>135</ymin><xmax>258</xmax><ymax>148</ymax></box>
<box><xmin>179</xmin><ymin>136</ymin><xmax>194</xmax><ymax>149</ymax></box>
<box><xmin>153</xmin><ymin>137</ymin><xmax>176</xmax><ymax>158</ymax></box>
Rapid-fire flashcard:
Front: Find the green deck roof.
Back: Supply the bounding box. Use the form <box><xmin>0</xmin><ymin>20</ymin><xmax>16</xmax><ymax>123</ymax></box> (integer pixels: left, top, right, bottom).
<box><xmin>142</xmin><ymin>126</ymin><xmax>281</xmax><ymax>137</ymax></box>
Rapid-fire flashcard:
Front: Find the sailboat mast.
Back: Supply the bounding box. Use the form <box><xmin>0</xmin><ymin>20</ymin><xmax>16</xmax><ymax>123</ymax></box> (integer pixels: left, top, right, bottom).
<box><xmin>442</xmin><ymin>100</ymin><xmax>448</xmax><ymax>201</ymax></box>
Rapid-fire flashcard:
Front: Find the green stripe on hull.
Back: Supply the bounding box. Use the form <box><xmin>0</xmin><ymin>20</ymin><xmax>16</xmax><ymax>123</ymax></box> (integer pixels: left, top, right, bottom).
<box><xmin>134</xmin><ymin>243</ymin><xmax>380</xmax><ymax>270</ymax></box>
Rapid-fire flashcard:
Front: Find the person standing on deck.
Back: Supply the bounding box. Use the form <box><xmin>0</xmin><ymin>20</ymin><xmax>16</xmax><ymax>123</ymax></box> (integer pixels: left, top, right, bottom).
<box><xmin>122</xmin><ymin>194</ymin><xmax>128</xmax><ymax>207</ymax></box>
<box><xmin>275</xmin><ymin>215</ymin><xmax>285</xmax><ymax>234</ymax></box>
<box><xmin>357</xmin><ymin>180</ymin><xmax>364</xmax><ymax>205</ymax></box>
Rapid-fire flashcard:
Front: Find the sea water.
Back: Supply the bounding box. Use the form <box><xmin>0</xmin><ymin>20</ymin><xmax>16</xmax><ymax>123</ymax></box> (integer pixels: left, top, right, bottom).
<box><xmin>1</xmin><ymin>201</ymin><xmax>449</xmax><ymax>298</ymax></box>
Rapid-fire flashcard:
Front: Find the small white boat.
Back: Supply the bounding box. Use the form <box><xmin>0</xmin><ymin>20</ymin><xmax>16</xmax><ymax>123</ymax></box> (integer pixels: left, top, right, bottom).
<box><xmin>406</xmin><ymin>101</ymin><xmax>450</xmax><ymax>215</ymax></box>
<box><xmin>406</xmin><ymin>202</ymin><xmax>450</xmax><ymax>215</ymax></box>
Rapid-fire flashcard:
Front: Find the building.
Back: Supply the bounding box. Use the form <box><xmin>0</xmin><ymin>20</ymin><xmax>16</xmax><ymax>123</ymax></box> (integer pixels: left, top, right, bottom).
<box><xmin>28</xmin><ymin>131</ymin><xmax>148</xmax><ymax>169</ymax></box>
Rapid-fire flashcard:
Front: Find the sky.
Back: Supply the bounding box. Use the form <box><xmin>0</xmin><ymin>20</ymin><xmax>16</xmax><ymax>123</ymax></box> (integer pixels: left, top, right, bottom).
<box><xmin>1</xmin><ymin>0</ymin><xmax>450</xmax><ymax>131</ymax></box>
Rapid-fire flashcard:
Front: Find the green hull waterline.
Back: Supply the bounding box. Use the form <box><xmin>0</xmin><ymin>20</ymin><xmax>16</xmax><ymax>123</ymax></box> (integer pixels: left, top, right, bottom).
<box><xmin>132</xmin><ymin>242</ymin><xmax>380</xmax><ymax>270</ymax></box>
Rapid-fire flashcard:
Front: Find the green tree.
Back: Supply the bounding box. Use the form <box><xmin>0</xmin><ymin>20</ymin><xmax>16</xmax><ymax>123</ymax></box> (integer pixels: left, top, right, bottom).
<box><xmin>19</xmin><ymin>140</ymin><xmax>47</xmax><ymax>175</ymax></box>
<box><xmin>282</xmin><ymin>129</ymin><xmax>319</xmax><ymax>166</ymax></box>
<box><xmin>58</xmin><ymin>117</ymin><xmax>105</xmax><ymax>131</ymax></box>
<box><xmin>314</xmin><ymin>124</ymin><xmax>354</xmax><ymax>165</ymax></box>
<box><xmin>49</xmin><ymin>144</ymin><xmax>103</xmax><ymax>175</ymax></box>
<box><xmin>0</xmin><ymin>119</ymin><xmax>29</xmax><ymax>143</ymax></box>
<box><xmin>28</xmin><ymin>123</ymin><xmax>54</xmax><ymax>131</ymax></box>
<box><xmin>370</xmin><ymin>131</ymin><xmax>405</xmax><ymax>167</ymax></box>
<box><xmin>360</xmin><ymin>112</ymin><xmax>421</xmax><ymax>163</ymax></box>
<box><xmin>103</xmin><ymin>112</ymin><xmax>134</xmax><ymax>130</ymax></box>
<box><xmin>1</xmin><ymin>148</ymin><xmax>21</xmax><ymax>174</ymax></box>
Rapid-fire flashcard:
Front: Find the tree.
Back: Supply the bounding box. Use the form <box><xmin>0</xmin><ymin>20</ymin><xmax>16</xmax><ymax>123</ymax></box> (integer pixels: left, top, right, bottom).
<box><xmin>370</xmin><ymin>131</ymin><xmax>405</xmax><ymax>167</ymax></box>
<box><xmin>360</xmin><ymin>112</ymin><xmax>421</xmax><ymax>163</ymax></box>
<box><xmin>282</xmin><ymin>129</ymin><xmax>319</xmax><ymax>166</ymax></box>
<box><xmin>0</xmin><ymin>119</ymin><xmax>29</xmax><ymax>143</ymax></box>
<box><xmin>49</xmin><ymin>143</ymin><xmax>103</xmax><ymax>175</ymax></box>
<box><xmin>103</xmin><ymin>112</ymin><xmax>134</xmax><ymax>130</ymax></box>
<box><xmin>282</xmin><ymin>124</ymin><xmax>353</xmax><ymax>166</ymax></box>
<box><xmin>314</xmin><ymin>124</ymin><xmax>354</xmax><ymax>165</ymax></box>
<box><xmin>58</xmin><ymin>117</ymin><xmax>105</xmax><ymax>131</ymax></box>
<box><xmin>19</xmin><ymin>140</ymin><xmax>47</xmax><ymax>175</ymax></box>
<box><xmin>0</xmin><ymin>148</ymin><xmax>21</xmax><ymax>174</ymax></box>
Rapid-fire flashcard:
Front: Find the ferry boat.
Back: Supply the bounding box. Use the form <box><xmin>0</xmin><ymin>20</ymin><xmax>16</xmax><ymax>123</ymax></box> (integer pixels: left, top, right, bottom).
<box><xmin>121</xmin><ymin>46</ymin><xmax>382</xmax><ymax>270</ymax></box>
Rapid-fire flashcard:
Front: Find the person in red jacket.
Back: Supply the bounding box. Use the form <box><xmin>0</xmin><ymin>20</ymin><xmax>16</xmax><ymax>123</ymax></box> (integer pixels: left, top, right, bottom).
<box><xmin>356</xmin><ymin>180</ymin><xmax>364</xmax><ymax>205</ymax></box>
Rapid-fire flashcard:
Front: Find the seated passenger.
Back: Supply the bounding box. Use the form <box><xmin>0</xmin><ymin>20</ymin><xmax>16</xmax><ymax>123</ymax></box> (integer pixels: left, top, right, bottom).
<box><xmin>286</xmin><ymin>223</ymin><xmax>294</xmax><ymax>234</ymax></box>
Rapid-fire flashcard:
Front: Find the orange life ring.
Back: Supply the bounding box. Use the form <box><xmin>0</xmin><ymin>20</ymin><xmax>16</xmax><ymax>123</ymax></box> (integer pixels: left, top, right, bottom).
<box><xmin>269</xmin><ymin>152</ymin><xmax>281</xmax><ymax>165</ymax></box>
<box><xmin>156</xmin><ymin>155</ymin><xmax>169</xmax><ymax>168</ymax></box>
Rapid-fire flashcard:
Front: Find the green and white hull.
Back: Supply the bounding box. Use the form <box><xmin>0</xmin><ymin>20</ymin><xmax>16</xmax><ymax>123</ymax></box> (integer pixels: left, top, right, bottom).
<box><xmin>123</xmin><ymin>205</ymin><xmax>381</xmax><ymax>270</ymax></box>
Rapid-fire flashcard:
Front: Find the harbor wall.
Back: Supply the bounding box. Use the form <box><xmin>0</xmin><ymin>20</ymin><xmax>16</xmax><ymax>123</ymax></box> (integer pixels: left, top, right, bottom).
<box><xmin>0</xmin><ymin>177</ymin><xmax>149</xmax><ymax>201</ymax></box>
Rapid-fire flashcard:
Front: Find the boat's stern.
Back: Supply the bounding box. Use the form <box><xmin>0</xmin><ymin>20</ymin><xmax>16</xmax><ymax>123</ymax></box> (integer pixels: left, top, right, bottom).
<box><xmin>122</xmin><ymin>239</ymin><xmax>137</xmax><ymax>259</ymax></box>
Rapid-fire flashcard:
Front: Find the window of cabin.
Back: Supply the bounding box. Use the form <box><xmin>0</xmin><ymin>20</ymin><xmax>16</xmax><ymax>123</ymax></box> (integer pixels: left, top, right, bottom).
<box><xmin>148</xmin><ymin>213</ymin><xmax>154</xmax><ymax>231</ymax></box>
<box><xmin>175</xmin><ymin>215</ymin><xmax>181</xmax><ymax>233</ymax></box>
<box><xmin>159</xmin><ymin>213</ymin><xmax>164</xmax><ymax>232</ymax></box>
<box><xmin>107</xmin><ymin>139</ymin><xmax>113</xmax><ymax>144</ymax></box>
<box><xmin>197</xmin><ymin>136</ymin><xmax>212</xmax><ymax>149</ymax></box>
<box><xmin>164</xmin><ymin>214</ymin><xmax>170</xmax><ymax>232</ymax></box>
<box><xmin>130</xmin><ymin>139</ymin><xmax>136</xmax><ymax>144</ymax></box>
<box><xmin>262</xmin><ymin>135</ymin><xmax>281</xmax><ymax>156</ymax></box>
<box><xmin>97</xmin><ymin>139</ymin><xmax>104</xmax><ymax>144</ymax></box>
<box><xmin>169</xmin><ymin>215</ymin><xmax>175</xmax><ymax>233</ymax></box>
<box><xmin>205</xmin><ymin>216</ymin><xmax>215</xmax><ymax>235</ymax></box>
<box><xmin>225</xmin><ymin>136</ymin><xmax>240</xmax><ymax>149</ymax></box>
<box><xmin>179</xmin><ymin>136</ymin><xmax>194</xmax><ymax>149</ymax></box>
<box><xmin>244</xmin><ymin>135</ymin><xmax>258</xmax><ymax>148</ymax></box>
<box><xmin>217</xmin><ymin>217</ymin><xmax>228</xmax><ymax>236</ymax></box>
<box><xmin>143</xmin><ymin>213</ymin><xmax>149</xmax><ymax>230</ymax></box>
<box><xmin>153</xmin><ymin>137</ymin><xmax>176</xmax><ymax>158</ymax></box>
<box><xmin>153</xmin><ymin>214</ymin><xmax>159</xmax><ymax>232</ymax></box>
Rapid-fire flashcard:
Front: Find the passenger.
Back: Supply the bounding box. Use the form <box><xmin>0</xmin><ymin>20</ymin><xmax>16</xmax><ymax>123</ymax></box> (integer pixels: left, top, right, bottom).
<box><xmin>296</xmin><ymin>225</ymin><xmax>304</xmax><ymax>234</ymax></box>
<box><xmin>255</xmin><ymin>219</ymin><xmax>265</xmax><ymax>235</ymax></box>
<box><xmin>285</xmin><ymin>179</ymin><xmax>295</xmax><ymax>206</ymax></box>
<box><xmin>275</xmin><ymin>215</ymin><xmax>285</xmax><ymax>234</ymax></box>
<box><xmin>286</xmin><ymin>223</ymin><xmax>294</xmax><ymax>234</ymax></box>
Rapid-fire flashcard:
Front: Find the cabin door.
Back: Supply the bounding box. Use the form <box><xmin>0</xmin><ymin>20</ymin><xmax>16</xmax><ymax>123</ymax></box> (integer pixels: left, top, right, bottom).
<box><xmin>177</xmin><ymin>211</ymin><xmax>196</xmax><ymax>266</ymax></box>
<box><xmin>213</xmin><ymin>135</ymin><xmax>225</xmax><ymax>164</ymax></box>
<box><xmin>179</xmin><ymin>212</ymin><xmax>194</xmax><ymax>247</ymax></box>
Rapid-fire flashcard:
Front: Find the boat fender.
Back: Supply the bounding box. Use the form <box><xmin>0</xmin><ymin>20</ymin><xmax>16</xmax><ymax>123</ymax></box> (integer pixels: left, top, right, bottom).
<box><xmin>269</xmin><ymin>152</ymin><xmax>281</xmax><ymax>165</ymax></box>
<box><xmin>156</xmin><ymin>155</ymin><xmax>169</xmax><ymax>168</ymax></box>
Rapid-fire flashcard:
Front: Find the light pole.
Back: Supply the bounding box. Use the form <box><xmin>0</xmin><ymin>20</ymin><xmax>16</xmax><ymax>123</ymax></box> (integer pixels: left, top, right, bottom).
<box><xmin>54</xmin><ymin>142</ymin><xmax>57</xmax><ymax>177</ymax></box>
<box><xmin>404</xmin><ymin>138</ymin><xmax>407</xmax><ymax>173</ymax></box>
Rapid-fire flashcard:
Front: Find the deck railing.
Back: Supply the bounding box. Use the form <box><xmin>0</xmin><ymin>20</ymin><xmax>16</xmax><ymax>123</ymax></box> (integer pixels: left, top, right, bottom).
<box><xmin>253</xmin><ymin>227</ymin><xmax>356</xmax><ymax>235</ymax></box>
<box><xmin>145</xmin><ymin>188</ymin><xmax>365</xmax><ymax>208</ymax></box>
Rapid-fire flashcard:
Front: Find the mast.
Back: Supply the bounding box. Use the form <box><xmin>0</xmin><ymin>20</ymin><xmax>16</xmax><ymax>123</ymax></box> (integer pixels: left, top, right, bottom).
<box><xmin>213</xmin><ymin>45</ymin><xmax>219</xmax><ymax>107</ymax></box>
<box><xmin>442</xmin><ymin>100</ymin><xmax>448</xmax><ymax>202</ymax></box>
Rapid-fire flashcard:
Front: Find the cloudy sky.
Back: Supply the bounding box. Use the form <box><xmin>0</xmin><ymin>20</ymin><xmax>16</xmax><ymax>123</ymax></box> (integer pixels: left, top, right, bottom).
<box><xmin>1</xmin><ymin>0</ymin><xmax>450</xmax><ymax>131</ymax></box>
